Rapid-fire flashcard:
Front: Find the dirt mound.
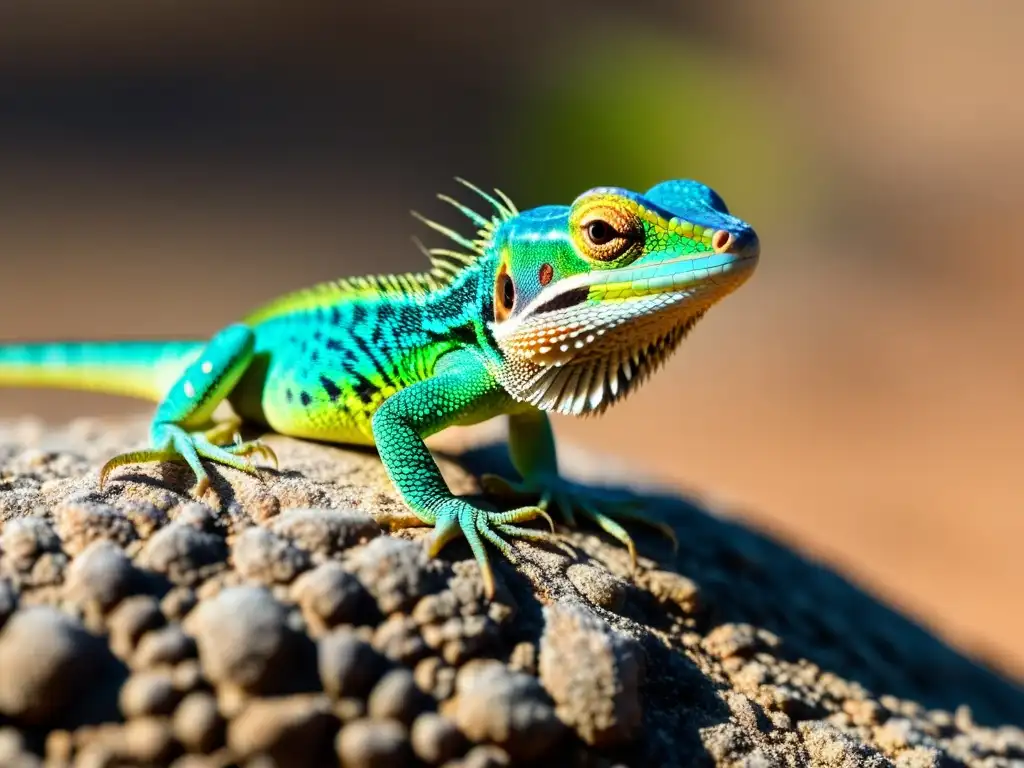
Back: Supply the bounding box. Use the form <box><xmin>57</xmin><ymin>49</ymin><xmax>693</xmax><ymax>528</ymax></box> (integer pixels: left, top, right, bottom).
<box><xmin>0</xmin><ymin>416</ymin><xmax>1021</xmax><ymax>767</ymax></box>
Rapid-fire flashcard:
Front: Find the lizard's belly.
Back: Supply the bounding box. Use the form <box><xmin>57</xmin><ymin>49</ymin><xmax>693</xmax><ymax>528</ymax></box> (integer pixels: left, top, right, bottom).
<box><xmin>230</xmin><ymin>351</ymin><xmax>393</xmax><ymax>447</ymax></box>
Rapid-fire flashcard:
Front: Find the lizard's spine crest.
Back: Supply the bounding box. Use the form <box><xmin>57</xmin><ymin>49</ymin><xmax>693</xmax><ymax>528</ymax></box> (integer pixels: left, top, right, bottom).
<box><xmin>245</xmin><ymin>179</ymin><xmax>515</xmax><ymax>324</ymax></box>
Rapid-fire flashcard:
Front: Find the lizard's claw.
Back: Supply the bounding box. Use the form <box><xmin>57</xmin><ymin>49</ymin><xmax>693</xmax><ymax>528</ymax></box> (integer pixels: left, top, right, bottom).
<box><xmin>99</xmin><ymin>423</ymin><xmax>277</xmax><ymax>497</ymax></box>
<box><xmin>427</xmin><ymin>499</ymin><xmax>554</xmax><ymax>599</ymax></box>
<box><xmin>481</xmin><ymin>472</ymin><xmax>678</xmax><ymax>570</ymax></box>
<box><xmin>223</xmin><ymin>435</ymin><xmax>279</xmax><ymax>471</ymax></box>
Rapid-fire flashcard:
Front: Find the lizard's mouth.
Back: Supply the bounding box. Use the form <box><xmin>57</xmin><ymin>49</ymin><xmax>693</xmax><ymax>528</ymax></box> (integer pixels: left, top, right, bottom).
<box><xmin>530</xmin><ymin>247</ymin><xmax>759</xmax><ymax>315</ymax></box>
<box><xmin>491</xmin><ymin>246</ymin><xmax>758</xmax><ymax>416</ymax></box>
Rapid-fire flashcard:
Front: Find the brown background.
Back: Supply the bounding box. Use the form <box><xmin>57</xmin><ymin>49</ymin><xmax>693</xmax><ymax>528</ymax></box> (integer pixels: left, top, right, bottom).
<box><xmin>0</xmin><ymin>2</ymin><xmax>1021</xmax><ymax>681</ymax></box>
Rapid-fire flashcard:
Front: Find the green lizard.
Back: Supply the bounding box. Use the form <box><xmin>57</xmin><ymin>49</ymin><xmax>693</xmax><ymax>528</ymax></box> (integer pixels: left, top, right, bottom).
<box><xmin>0</xmin><ymin>179</ymin><xmax>759</xmax><ymax>596</ymax></box>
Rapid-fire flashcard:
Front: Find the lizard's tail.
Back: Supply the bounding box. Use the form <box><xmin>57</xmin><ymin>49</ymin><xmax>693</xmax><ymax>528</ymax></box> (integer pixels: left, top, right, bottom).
<box><xmin>0</xmin><ymin>340</ymin><xmax>206</xmax><ymax>402</ymax></box>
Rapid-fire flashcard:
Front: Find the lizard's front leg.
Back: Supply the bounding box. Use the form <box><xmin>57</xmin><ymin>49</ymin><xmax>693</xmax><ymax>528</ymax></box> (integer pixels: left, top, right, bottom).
<box><xmin>482</xmin><ymin>408</ymin><xmax>677</xmax><ymax>568</ymax></box>
<box><xmin>371</xmin><ymin>350</ymin><xmax>552</xmax><ymax>598</ymax></box>
<box><xmin>99</xmin><ymin>324</ymin><xmax>276</xmax><ymax>496</ymax></box>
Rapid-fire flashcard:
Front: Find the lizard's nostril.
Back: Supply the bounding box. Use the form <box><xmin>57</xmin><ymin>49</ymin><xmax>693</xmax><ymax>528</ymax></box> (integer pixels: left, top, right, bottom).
<box><xmin>712</xmin><ymin>230</ymin><xmax>734</xmax><ymax>253</ymax></box>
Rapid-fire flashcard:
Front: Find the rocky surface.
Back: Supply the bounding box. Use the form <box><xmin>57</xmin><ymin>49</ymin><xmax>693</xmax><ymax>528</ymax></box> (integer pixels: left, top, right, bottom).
<box><xmin>0</xmin><ymin>415</ymin><xmax>1021</xmax><ymax>767</ymax></box>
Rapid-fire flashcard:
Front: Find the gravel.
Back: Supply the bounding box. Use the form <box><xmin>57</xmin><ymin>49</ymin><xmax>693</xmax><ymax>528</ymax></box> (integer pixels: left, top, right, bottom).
<box><xmin>0</xmin><ymin>416</ymin><xmax>1020</xmax><ymax>767</ymax></box>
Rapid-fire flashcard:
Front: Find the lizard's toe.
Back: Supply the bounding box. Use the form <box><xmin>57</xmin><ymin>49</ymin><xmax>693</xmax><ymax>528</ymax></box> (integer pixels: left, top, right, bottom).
<box><xmin>483</xmin><ymin>473</ymin><xmax>677</xmax><ymax>566</ymax></box>
<box><xmin>426</xmin><ymin>499</ymin><xmax>554</xmax><ymax>598</ymax></box>
<box><xmin>98</xmin><ymin>423</ymin><xmax>277</xmax><ymax>494</ymax></box>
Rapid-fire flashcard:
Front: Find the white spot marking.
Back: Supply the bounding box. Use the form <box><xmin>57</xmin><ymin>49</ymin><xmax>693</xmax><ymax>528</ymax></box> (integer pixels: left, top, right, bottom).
<box><xmin>183</xmin><ymin>381</ymin><xmax>196</xmax><ymax>398</ymax></box>
<box><xmin>200</xmin><ymin>360</ymin><xmax>213</xmax><ymax>374</ymax></box>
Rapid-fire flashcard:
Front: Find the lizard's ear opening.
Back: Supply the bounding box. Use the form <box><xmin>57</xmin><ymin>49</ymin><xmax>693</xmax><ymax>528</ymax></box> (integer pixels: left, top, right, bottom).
<box><xmin>493</xmin><ymin>264</ymin><xmax>516</xmax><ymax>323</ymax></box>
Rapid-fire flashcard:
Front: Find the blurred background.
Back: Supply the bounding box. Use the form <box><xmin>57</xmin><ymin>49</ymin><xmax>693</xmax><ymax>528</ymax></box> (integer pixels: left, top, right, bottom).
<box><xmin>0</xmin><ymin>1</ymin><xmax>1021</xmax><ymax>682</ymax></box>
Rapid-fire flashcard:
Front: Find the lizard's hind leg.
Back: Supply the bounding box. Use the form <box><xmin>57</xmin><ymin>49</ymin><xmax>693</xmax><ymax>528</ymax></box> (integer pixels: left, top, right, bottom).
<box><xmin>99</xmin><ymin>324</ymin><xmax>274</xmax><ymax>497</ymax></box>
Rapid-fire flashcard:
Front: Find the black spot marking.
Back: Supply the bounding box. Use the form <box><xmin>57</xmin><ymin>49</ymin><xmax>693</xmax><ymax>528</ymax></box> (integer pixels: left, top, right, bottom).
<box><xmin>371</xmin><ymin>305</ymin><xmax>395</xmax><ymax>347</ymax></box>
<box><xmin>320</xmin><ymin>375</ymin><xmax>342</xmax><ymax>402</ymax></box>
<box><xmin>329</xmin><ymin>307</ymin><xmax>342</xmax><ymax>325</ymax></box>
<box><xmin>300</xmin><ymin>391</ymin><xmax>312</xmax><ymax>407</ymax></box>
<box><xmin>351</xmin><ymin>333</ymin><xmax>396</xmax><ymax>390</ymax></box>
<box><xmin>285</xmin><ymin>388</ymin><xmax>294</xmax><ymax>403</ymax></box>
<box><xmin>371</xmin><ymin>320</ymin><xmax>386</xmax><ymax>347</ymax></box>
<box><xmin>326</xmin><ymin>338</ymin><xmax>343</xmax><ymax>351</ymax></box>
<box><xmin>449</xmin><ymin>323</ymin><xmax>477</xmax><ymax>347</ymax></box>
<box><xmin>351</xmin><ymin>371</ymin><xmax>377</xmax><ymax>405</ymax></box>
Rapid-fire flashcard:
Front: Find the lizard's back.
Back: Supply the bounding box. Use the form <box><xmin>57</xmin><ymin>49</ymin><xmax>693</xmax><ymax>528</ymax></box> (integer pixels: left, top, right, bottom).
<box><xmin>232</xmin><ymin>267</ymin><xmax>487</xmax><ymax>445</ymax></box>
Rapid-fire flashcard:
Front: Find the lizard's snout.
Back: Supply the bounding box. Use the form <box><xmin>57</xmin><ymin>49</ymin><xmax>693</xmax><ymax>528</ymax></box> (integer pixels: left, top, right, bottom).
<box><xmin>734</xmin><ymin>229</ymin><xmax>760</xmax><ymax>260</ymax></box>
<box><xmin>713</xmin><ymin>227</ymin><xmax>759</xmax><ymax>261</ymax></box>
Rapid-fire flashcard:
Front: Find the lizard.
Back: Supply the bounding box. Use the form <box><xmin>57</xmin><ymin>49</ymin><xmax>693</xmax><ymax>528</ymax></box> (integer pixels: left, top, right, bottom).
<box><xmin>0</xmin><ymin>179</ymin><xmax>760</xmax><ymax>597</ymax></box>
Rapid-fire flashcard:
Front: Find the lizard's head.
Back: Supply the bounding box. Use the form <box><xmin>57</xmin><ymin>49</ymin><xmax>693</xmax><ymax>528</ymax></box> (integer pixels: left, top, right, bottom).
<box><xmin>487</xmin><ymin>179</ymin><xmax>759</xmax><ymax>415</ymax></box>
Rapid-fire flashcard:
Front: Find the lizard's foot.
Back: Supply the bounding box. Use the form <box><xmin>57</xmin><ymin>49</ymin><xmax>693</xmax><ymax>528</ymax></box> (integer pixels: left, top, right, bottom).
<box><xmin>427</xmin><ymin>499</ymin><xmax>554</xmax><ymax>598</ymax></box>
<box><xmin>481</xmin><ymin>473</ymin><xmax>678</xmax><ymax>570</ymax></box>
<box><xmin>99</xmin><ymin>422</ymin><xmax>277</xmax><ymax>497</ymax></box>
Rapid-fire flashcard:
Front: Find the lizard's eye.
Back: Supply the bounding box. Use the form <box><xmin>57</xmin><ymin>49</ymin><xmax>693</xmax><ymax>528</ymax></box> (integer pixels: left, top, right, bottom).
<box><xmin>575</xmin><ymin>206</ymin><xmax>643</xmax><ymax>263</ymax></box>
<box><xmin>493</xmin><ymin>265</ymin><xmax>516</xmax><ymax>322</ymax></box>
<box><xmin>586</xmin><ymin>220</ymin><xmax>615</xmax><ymax>246</ymax></box>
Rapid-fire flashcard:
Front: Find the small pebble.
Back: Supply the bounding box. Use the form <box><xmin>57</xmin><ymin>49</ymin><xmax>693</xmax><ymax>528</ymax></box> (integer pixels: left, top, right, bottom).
<box><xmin>172</xmin><ymin>659</ymin><xmax>204</xmax><ymax>693</ymax></box>
<box><xmin>133</xmin><ymin>624</ymin><xmax>196</xmax><ymax>669</ymax></box>
<box><xmin>335</xmin><ymin>696</ymin><xmax>368</xmax><ymax>723</ymax></box>
<box><xmin>373</xmin><ymin>613</ymin><xmax>429</xmax><ymax>664</ymax></box>
<box><xmin>185</xmin><ymin>585</ymin><xmax>312</xmax><ymax>694</ymax></box>
<box><xmin>137</xmin><ymin>524</ymin><xmax>227</xmax><ymax>587</ymax></box>
<box><xmin>411</xmin><ymin>712</ymin><xmax>464</xmax><ymax>765</ymax></box>
<box><xmin>227</xmin><ymin>694</ymin><xmax>339</xmax><ymax>765</ymax></box>
<box><xmin>171</xmin><ymin>503</ymin><xmax>218</xmax><ymax>531</ymax></box>
<box><xmin>0</xmin><ymin>517</ymin><xmax>60</xmax><ymax>571</ymax></box>
<box><xmin>702</xmin><ymin>623</ymin><xmax>779</xmax><ymax>660</ymax></box>
<box><xmin>119</xmin><ymin>671</ymin><xmax>179</xmax><ymax>718</ymax></box>
<box><xmin>231</xmin><ymin>526</ymin><xmax>311</xmax><ymax>585</ymax></box>
<box><xmin>345</xmin><ymin>537</ymin><xmax>444</xmax><ymax>614</ymax></box>
<box><xmin>160</xmin><ymin>586</ymin><xmax>198</xmax><ymax>621</ymax></box>
<box><xmin>107</xmin><ymin>595</ymin><xmax>165</xmax><ymax>660</ymax></box>
<box><xmin>172</xmin><ymin>691</ymin><xmax>224</xmax><ymax>753</ymax></box>
<box><xmin>119</xmin><ymin>717</ymin><xmax>176</xmax><ymax>764</ymax></box>
<box><xmin>64</xmin><ymin>539</ymin><xmax>143</xmax><ymax>613</ymax></box>
<box><xmin>450</xmin><ymin>659</ymin><xmax>565</xmax><ymax>761</ymax></box>
<box><xmin>335</xmin><ymin>718</ymin><xmax>411</xmax><ymax>768</ymax></box>
<box><xmin>414</xmin><ymin>657</ymin><xmax>456</xmax><ymax>701</ymax></box>
<box><xmin>0</xmin><ymin>606</ymin><xmax>115</xmax><ymax>724</ymax></box>
<box><xmin>646</xmin><ymin>570</ymin><xmax>700</xmax><ymax>614</ymax></box>
<box><xmin>291</xmin><ymin>561</ymin><xmax>369</xmax><ymax>631</ymax></box>
<box><xmin>461</xmin><ymin>744</ymin><xmax>512</xmax><ymax>767</ymax></box>
<box><xmin>318</xmin><ymin>630</ymin><xmax>387</xmax><ymax>699</ymax></box>
<box><xmin>53</xmin><ymin>501</ymin><xmax>137</xmax><ymax>555</ymax></box>
<box><xmin>119</xmin><ymin>501</ymin><xmax>168</xmax><ymax>539</ymax></box>
<box><xmin>367</xmin><ymin>668</ymin><xmax>430</xmax><ymax>726</ymax></box>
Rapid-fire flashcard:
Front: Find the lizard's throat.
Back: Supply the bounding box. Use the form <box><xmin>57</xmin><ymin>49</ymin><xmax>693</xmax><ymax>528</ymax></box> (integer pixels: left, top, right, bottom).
<box><xmin>491</xmin><ymin>293</ymin><xmax>709</xmax><ymax>416</ymax></box>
